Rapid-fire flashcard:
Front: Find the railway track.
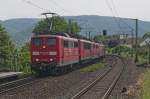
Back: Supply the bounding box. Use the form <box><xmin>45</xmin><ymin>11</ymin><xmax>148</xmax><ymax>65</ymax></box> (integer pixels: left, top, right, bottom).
<box><xmin>71</xmin><ymin>55</ymin><xmax>125</xmax><ymax>99</ymax></box>
<box><xmin>0</xmin><ymin>55</ymin><xmax>125</xmax><ymax>99</ymax></box>
<box><xmin>0</xmin><ymin>76</ymin><xmax>36</xmax><ymax>95</ymax></box>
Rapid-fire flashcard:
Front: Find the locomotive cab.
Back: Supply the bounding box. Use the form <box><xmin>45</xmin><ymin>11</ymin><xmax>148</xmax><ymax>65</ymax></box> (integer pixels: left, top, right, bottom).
<box><xmin>31</xmin><ymin>35</ymin><xmax>59</xmax><ymax>72</ymax></box>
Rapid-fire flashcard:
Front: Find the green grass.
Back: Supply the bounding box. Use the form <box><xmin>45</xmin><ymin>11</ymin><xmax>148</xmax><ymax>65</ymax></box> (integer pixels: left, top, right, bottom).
<box><xmin>143</xmin><ymin>69</ymin><xmax>150</xmax><ymax>99</ymax></box>
<box><xmin>80</xmin><ymin>62</ymin><xmax>105</xmax><ymax>73</ymax></box>
<box><xmin>136</xmin><ymin>56</ymin><xmax>148</xmax><ymax>65</ymax></box>
<box><xmin>17</xmin><ymin>72</ymin><xmax>32</xmax><ymax>79</ymax></box>
<box><xmin>0</xmin><ymin>67</ymin><xmax>11</xmax><ymax>72</ymax></box>
<box><xmin>120</xmin><ymin>53</ymin><xmax>148</xmax><ymax>65</ymax></box>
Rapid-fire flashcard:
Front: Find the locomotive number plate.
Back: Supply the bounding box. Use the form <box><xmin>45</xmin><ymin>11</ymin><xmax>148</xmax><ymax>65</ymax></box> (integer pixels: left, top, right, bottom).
<box><xmin>39</xmin><ymin>52</ymin><xmax>49</xmax><ymax>55</ymax></box>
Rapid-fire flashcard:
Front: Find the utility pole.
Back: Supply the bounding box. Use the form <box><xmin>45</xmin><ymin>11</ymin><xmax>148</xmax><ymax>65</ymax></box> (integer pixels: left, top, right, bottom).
<box><xmin>135</xmin><ymin>19</ymin><xmax>138</xmax><ymax>62</ymax></box>
<box><xmin>118</xmin><ymin>33</ymin><xmax>121</xmax><ymax>55</ymax></box>
<box><xmin>131</xmin><ymin>29</ymin><xmax>134</xmax><ymax>57</ymax></box>
<box><xmin>68</xmin><ymin>19</ymin><xmax>72</xmax><ymax>34</ymax></box>
<box><xmin>145</xmin><ymin>41</ymin><xmax>150</xmax><ymax>64</ymax></box>
<box><xmin>86</xmin><ymin>32</ymin><xmax>88</xmax><ymax>38</ymax></box>
<box><xmin>89</xmin><ymin>32</ymin><xmax>91</xmax><ymax>40</ymax></box>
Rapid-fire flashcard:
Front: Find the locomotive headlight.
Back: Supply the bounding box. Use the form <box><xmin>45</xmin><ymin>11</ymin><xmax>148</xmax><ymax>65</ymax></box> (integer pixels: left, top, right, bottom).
<box><xmin>35</xmin><ymin>58</ymin><xmax>39</xmax><ymax>62</ymax></box>
<box><xmin>32</xmin><ymin>52</ymin><xmax>40</xmax><ymax>55</ymax></box>
<box><xmin>50</xmin><ymin>58</ymin><xmax>53</xmax><ymax>61</ymax></box>
<box><xmin>49</xmin><ymin>51</ymin><xmax>57</xmax><ymax>55</ymax></box>
<box><xmin>43</xmin><ymin>45</ymin><xmax>46</xmax><ymax>48</ymax></box>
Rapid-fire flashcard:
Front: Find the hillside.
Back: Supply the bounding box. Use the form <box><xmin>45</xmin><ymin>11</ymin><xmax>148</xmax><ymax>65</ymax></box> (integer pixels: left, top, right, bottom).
<box><xmin>1</xmin><ymin>15</ymin><xmax>150</xmax><ymax>45</ymax></box>
<box><xmin>2</xmin><ymin>18</ymin><xmax>39</xmax><ymax>45</ymax></box>
<box><xmin>65</xmin><ymin>15</ymin><xmax>150</xmax><ymax>36</ymax></box>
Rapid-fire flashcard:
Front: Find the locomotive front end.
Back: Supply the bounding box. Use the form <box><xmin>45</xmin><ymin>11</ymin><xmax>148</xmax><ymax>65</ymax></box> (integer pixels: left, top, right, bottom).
<box><xmin>31</xmin><ymin>35</ymin><xmax>59</xmax><ymax>73</ymax></box>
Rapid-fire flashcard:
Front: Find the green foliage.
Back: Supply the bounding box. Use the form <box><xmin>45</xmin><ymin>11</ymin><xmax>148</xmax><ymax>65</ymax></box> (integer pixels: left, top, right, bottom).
<box><xmin>80</xmin><ymin>62</ymin><xmax>105</xmax><ymax>73</ymax></box>
<box><xmin>33</xmin><ymin>16</ymin><xmax>80</xmax><ymax>35</ymax></box>
<box><xmin>112</xmin><ymin>45</ymin><xmax>131</xmax><ymax>53</ymax></box>
<box><xmin>138</xmin><ymin>46</ymin><xmax>148</xmax><ymax>58</ymax></box>
<box><xmin>32</xmin><ymin>20</ymin><xmax>48</xmax><ymax>34</ymax></box>
<box><xmin>109</xmin><ymin>45</ymin><xmax>132</xmax><ymax>55</ymax></box>
<box><xmin>18</xmin><ymin>43</ymin><xmax>31</xmax><ymax>74</ymax></box>
<box><xmin>137</xmin><ymin>56</ymin><xmax>148</xmax><ymax>65</ymax></box>
<box><xmin>136</xmin><ymin>46</ymin><xmax>149</xmax><ymax>64</ymax></box>
<box><xmin>107</xmin><ymin>41</ymin><xmax>150</xmax><ymax>65</ymax></box>
<box><xmin>0</xmin><ymin>24</ymin><xmax>16</xmax><ymax>69</ymax></box>
<box><xmin>3</xmin><ymin>16</ymin><xmax>150</xmax><ymax>45</ymax></box>
<box><xmin>143</xmin><ymin>32</ymin><xmax>150</xmax><ymax>39</ymax></box>
<box><xmin>106</xmin><ymin>48</ymin><xmax>113</xmax><ymax>54</ymax></box>
<box><xmin>68</xmin><ymin>21</ymin><xmax>80</xmax><ymax>34</ymax></box>
<box><xmin>94</xmin><ymin>35</ymin><xmax>110</xmax><ymax>44</ymax></box>
<box><xmin>143</xmin><ymin>69</ymin><xmax>150</xmax><ymax>99</ymax></box>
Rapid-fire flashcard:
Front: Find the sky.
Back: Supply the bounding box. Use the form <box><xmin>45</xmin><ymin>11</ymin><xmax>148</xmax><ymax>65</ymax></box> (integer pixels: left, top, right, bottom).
<box><xmin>0</xmin><ymin>0</ymin><xmax>150</xmax><ymax>21</ymax></box>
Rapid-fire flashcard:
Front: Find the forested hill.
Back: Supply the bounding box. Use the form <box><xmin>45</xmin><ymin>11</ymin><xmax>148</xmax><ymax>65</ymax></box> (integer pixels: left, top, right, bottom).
<box><xmin>65</xmin><ymin>15</ymin><xmax>150</xmax><ymax>36</ymax></box>
<box><xmin>1</xmin><ymin>15</ymin><xmax>150</xmax><ymax>45</ymax></box>
<box><xmin>1</xmin><ymin>18</ymin><xmax>39</xmax><ymax>45</ymax></box>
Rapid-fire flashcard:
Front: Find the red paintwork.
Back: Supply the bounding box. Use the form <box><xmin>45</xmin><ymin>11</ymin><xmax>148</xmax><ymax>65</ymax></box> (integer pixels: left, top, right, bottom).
<box><xmin>60</xmin><ymin>37</ymin><xmax>79</xmax><ymax>65</ymax></box>
<box><xmin>31</xmin><ymin>35</ymin><xmax>59</xmax><ymax>63</ymax></box>
<box><xmin>79</xmin><ymin>39</ymin><xmax>92</xmax><ymax>60</ymax></box>
<box><xmin>31</xmin><ymin>34</ymin><xmax>105</xmax><ymax>70</ymax></box>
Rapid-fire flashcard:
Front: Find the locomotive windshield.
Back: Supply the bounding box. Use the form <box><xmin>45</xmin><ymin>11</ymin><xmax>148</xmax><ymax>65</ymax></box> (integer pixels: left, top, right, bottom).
<box><xmin>32</xmin><ymin>38</ymin><xmax>42</xmax><ymax>46</ymax></box>
<box><xmin>47</xmin><ymin>38</ymin><xmax>56</xmax><ymax>46</ymax></box>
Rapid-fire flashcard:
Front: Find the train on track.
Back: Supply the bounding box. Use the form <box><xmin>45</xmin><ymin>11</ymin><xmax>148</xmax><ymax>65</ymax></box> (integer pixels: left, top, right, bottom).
<box><xmin>30</xmin><ymin>33</ymin><xmax>105</xmax><ymax>74</ymax></box>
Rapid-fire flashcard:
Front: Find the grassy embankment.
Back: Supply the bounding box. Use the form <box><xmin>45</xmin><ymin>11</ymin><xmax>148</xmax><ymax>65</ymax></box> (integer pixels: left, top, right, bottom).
<box><xmin>119</xmin><ymin>52</ymin><xmax>148</xmax><ymax>65</ymax></box>
<box><xmin>143</xmin><ymin>69</ymin><xmax>150</xmax><ymax>99</ymax></box>
<box><xmin>137</xmin><ymin>56</ymin><xmax>148</xmax><ymax>65</ymax></box>
<box><xmin>80</xmin><ymin>60</ymin><xmax>106</xmax><ymax>73</ymax></box>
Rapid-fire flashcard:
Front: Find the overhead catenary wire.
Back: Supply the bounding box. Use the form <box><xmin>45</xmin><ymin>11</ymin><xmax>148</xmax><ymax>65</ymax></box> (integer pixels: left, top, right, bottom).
<box><xmin>109</xmin><ymin>0</ymin><xmax>135</xmax><ymax>31</ymax></box>
<box><xmin>45</xmin><ymin>0</ymin><xmax>102</xmax><ymax>35</ymax></box>
<box><xmin>22</xmin><ymin>0</ymin><xmax>128</xmax><ymax>37</ymax></box>
<box><xmin>22</xmin><ymin>0</ymin><xmax>50</xmax><ymax>12</ymax></box>
<box><xmin>105</xmin><ymin>0</ymin><xmax>122</xmax><ymax>33</ymax></box>
<box><xmin>23</xmin><ymin>0</ymin><xmax>79</xmax><ymax>19</ymax></box>
<box><xmin>45</xmin><ymin>0</ymin><xmax>74</xmax><ymax>15</ymax></box>
<box><xmin>109</xmin><ymin>0</ymin><xmax>149</xmax><ymax>44</ymax></box>
<box><xmin>22</xmin><ymin>0</ymin><xmax>62</xmax><ymax>17</ymax></box>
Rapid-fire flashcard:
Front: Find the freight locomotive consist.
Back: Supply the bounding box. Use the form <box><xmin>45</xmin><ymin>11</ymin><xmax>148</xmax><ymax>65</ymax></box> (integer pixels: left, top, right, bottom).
<box><xmin>30</xmin><ymin>33</ymin><xmax>105</xmax><ymax>74</ymax></box>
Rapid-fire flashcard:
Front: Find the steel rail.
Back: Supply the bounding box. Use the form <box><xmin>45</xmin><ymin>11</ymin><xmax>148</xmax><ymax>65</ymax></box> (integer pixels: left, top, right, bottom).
<box><xmin>0</xmin><ymin>76</ymin><xmax>36</xmax><ymax>95</ymax></box>
<box><xmin>102</xmin><ymin>56</ymin><xmax>125</xmax><ymax>99</ymax></box>
<box><xmin>71</xmin><ymin>55</ymin><xmax>125</xmax><ymax>99</ymax></box>
<box><xmin>71</xmin><ymin>67</ymin><xmax>112</xmax><ymax>99</ymax></box>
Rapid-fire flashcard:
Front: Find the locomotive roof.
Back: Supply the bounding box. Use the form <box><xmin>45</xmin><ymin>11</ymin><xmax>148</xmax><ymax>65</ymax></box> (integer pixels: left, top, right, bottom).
<box><xmin>32</xmin><ymin>34</ymin><xmax>59</xmax><ymax>38</ymax></box>
<box><xmin>32</xmin><ymin>34</ymin><xmax>104</xmax><ymax>45</ymax></box>
<box><xmin>79</xmin><ymin>39</ymin><xmax>92</xmax><ymax>43</ymax></box>
<box><xmin>32</xmin><ymin>34</ymin><xmax>78</xmax><ymax>41</ymax></box>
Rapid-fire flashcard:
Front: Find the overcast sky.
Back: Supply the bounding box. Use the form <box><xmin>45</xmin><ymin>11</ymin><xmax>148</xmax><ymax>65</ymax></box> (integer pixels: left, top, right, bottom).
<box><xmin>0</xmin><ymin>0</ymin><xmax>150</xmax><ymax>21</ymax></box>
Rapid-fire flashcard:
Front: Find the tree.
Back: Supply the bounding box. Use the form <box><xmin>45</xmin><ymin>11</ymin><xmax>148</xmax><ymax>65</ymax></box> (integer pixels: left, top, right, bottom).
<box><xmin>94</xmin><ymin>35</ymin><xmax>110</xmax><ymax>44</ymax></box>
<box><xmin>67</xmin><ymin>19</ymin><xmax>80</xmax><ymax>34</ymax></box>
<box><xmin>33</xmin><ymin>16</ymin><xmax>80</xmax><ymax>35</ymax></box>
<box><xmin>18</xmin><ymin>43</ymin><xmax>31</xmax><ymax>73</ymax></box>
<box><xmin>143</xmin><ymin>32</ymin><xmax>150</xmax><ymax>39</ymax></box>
<box><xmin>0</xmin><ymin>24</ymin><xmax>15</xmax><ymax>69</ymax></box>
<box><xmin>112</xmin><ymin>45</ymin><xmax>132</xmax><ymax>55</ymax></box>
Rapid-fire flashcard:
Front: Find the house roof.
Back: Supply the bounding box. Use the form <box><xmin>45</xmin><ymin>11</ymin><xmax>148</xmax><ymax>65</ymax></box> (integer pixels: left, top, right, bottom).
<box><xmin>119</xmin><ymin>38</ymin><xmax>144</xmax><ymax>45</ymax></box>
<box><xmin>109</xmin><ymin>36</ymin><xmax>144</xmax><ymax>45</ymax></box>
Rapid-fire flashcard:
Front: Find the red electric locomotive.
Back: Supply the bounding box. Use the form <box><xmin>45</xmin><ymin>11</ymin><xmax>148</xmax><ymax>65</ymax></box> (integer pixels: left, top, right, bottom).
<box><xmin>30</xmin><ymin>34</ymin><xmax>105</xmax><ymax>74</ymax></box>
